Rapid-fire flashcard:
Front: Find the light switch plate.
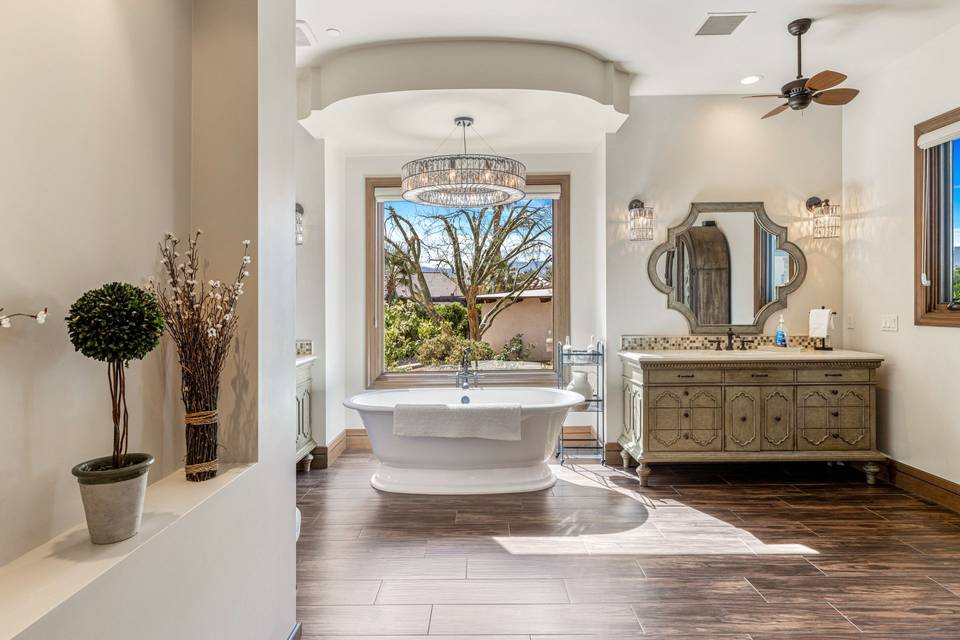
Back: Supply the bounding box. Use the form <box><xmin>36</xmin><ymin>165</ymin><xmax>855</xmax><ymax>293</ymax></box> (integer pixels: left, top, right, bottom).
<box><xmin>880</xmin><ymin>314</ymin><xmax>899</xmax><ymax>332</ymax></box>
<box><xmin>846</xmin><ymin>314</ymin><xmax>855</xmax><ymax>330</ymax></box>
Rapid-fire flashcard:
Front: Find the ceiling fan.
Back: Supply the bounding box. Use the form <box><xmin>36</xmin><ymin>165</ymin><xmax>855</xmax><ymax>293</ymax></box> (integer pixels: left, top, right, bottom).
<box><xmin>746</xmin><ymin>18</ymin><xmax>860</xmax><ymax>119</ymax></box>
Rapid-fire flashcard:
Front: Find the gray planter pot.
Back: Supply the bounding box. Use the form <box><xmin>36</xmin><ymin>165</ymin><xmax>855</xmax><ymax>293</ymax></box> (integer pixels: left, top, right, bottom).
<box><xmin>72</xmin><ymin>453</ymin><xmax>154</xmax><ymax>544</ymax></box>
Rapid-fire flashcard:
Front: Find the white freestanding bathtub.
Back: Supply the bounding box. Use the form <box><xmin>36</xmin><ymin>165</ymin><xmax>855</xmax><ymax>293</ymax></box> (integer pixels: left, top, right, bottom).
<box><xmin>344</xmin><ymin>387</ymin><xmax>584</xmax><ymax>494</ymax></box>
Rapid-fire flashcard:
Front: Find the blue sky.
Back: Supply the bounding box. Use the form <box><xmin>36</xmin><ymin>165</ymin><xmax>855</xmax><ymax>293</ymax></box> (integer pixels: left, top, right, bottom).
<box><xmin>383</xmin><ymin>198</ymin><xmax>555</xmax><ymax>269</ymax></box>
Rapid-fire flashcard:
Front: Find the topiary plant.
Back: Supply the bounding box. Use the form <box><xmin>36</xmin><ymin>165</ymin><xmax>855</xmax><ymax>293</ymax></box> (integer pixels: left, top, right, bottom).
<box><xmin>66</xmin><ymin>282</ymin><xmax>164</xmax><ymax>469</ymax></box>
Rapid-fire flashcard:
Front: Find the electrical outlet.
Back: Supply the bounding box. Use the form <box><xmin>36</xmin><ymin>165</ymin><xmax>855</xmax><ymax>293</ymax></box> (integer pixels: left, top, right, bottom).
<box><xmin>880</xmin><ymin>314</ymin><xmax>899</xmax><ymax>332</ymax></box>
<box><xmin>846</xmin><ymin>314</ymin><xmax>855</xmax><ymax>330</ymax></box>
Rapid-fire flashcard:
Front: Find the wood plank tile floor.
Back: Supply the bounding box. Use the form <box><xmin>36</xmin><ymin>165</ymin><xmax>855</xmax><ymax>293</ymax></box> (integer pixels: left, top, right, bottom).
<box><xmin>297</xmin><ymin>453</ymin><xmax>960</xmax><ymax>638</ymax></box>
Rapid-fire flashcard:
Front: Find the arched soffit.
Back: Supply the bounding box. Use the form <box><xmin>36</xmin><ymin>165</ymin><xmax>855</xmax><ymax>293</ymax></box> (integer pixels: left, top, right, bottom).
<box><xmin>297</xmin><ymin>40</ymin><xmax>631</xmax><ymax>120</ymax></box>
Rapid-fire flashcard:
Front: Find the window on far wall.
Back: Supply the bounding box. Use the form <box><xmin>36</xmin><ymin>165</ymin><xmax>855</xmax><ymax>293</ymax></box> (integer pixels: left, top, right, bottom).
<box><xmin>916</xmin><ymin>108</ymin><xmax>960</xmax><ymax>327</ymax></box>
<box><xmin>365</xmin><ymin>176</ymin><xmax>570</xmax><ymax>387</ymax></box>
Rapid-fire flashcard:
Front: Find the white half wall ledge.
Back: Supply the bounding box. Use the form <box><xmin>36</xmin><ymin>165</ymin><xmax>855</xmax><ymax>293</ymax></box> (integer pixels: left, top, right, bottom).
<box><xmin>0</xmin><ymin>464</ymin><xmax>253</xmax><ymax>639</ymax></box>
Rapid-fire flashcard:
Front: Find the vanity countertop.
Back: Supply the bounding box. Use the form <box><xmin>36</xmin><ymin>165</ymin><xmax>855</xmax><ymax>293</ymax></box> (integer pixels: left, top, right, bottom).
<box><xmin>296</xmin><ymin>355</ymin><xmax>317</xmax><ymax>367</ymax></box>
<box><xmin>619</xmin><ymin>348</ymin><xmax>884</xmax><ymax>364</ymax></box>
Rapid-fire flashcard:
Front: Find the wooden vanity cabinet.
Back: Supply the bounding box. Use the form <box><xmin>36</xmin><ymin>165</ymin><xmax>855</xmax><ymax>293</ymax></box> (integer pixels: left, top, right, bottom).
<box><xmin>619</xmin><ymin>354</ymin><xmax>884</xmax><ymax>486</ymax></box>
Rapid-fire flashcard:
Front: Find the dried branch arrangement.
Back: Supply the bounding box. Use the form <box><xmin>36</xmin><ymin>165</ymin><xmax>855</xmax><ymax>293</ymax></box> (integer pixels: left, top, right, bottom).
<box><xmin>0</xmin><ymin>307</ymin><xmax>47</xmax><ymax>328</ymax></box>
<box><xmin>153</xmin><ymin>231</ymin><xmax>252</xmax><ymax>481</ymax></box>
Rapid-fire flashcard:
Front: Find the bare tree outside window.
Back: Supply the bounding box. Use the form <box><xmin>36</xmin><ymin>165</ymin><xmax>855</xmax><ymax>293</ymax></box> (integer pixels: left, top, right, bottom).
<box><xmin>382</xmin><ymin>198</ymin><xmax>555</xmax><ymax>372</ymax></box>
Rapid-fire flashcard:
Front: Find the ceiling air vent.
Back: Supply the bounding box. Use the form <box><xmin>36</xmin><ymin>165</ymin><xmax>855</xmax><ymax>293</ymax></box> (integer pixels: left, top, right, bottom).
<box><xmin>695</xmin><ymin>13</ymin><xmax>750</xmax><ymax>36</ymax></box>
<box><xmin>295</xmin><ymin>20</ymin><xmax>316</xmax><ymax>47</ymax></box>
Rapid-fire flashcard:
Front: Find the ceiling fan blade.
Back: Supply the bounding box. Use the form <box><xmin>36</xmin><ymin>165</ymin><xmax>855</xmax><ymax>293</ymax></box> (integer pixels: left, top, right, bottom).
<box><xmin>742</xmin><ymin>94</ymin><xmax>784</xmax><ymax>99</ymax></box>
<box><xmin>813</xmin><ymin>88</ymin><xmax>860</xmax><ymax>106</ymax></box>
<box><xmin>806</xmin><ymin>70</ymin><xmax>847</xmax><ymax>92</ymax></box>
<box><xmin>762</xmin><ymin>104</ymin><xmax>789</xmax><ymax>119</ymax></box>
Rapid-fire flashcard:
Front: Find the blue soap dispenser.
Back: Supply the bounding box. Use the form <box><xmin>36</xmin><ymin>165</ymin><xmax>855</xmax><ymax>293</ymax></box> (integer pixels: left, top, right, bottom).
<box><xmin>775</xmin><ymin>314</ymin><xmax>788</xmax><ymax>347</ymax></box>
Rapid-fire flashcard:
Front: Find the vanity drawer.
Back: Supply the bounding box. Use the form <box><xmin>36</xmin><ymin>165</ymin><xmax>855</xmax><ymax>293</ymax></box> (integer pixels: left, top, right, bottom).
<box><xmin>796</xmin><ymin>368</ymin><xmax>871</xmax><ymax>383</ymax></box>
<box><xmin>647</xmin><ymin>369</ymin><xmax>722</xmax><ymax>385</ymax></box>
<box><xmin>724</xmin><ymin>369</ymin><xmax>795</xmax><ymax>384</ymax></box>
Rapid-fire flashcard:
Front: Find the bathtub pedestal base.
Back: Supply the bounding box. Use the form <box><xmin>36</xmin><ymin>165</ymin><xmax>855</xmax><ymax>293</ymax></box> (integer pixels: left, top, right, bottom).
<box><xmin>371</xmin><ymin>462</ymin><xmax>557</xmax><ymax>495</ymax></box>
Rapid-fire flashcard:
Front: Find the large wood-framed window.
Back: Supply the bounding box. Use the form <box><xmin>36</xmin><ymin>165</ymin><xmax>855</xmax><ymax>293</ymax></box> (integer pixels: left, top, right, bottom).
<box><xmin>365</xmin><ymin>174</ymin><xmax>570</xmax><ymax>388</ymax></box>
<box><xmin>915</xmin><ymin>107</ymin><xmax>960</xmax><ymax>327</ymax></box>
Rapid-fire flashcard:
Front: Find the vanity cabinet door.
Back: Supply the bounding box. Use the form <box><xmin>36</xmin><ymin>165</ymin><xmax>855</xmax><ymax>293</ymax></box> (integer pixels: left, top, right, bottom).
<box><xmin>647</xmin><ymin>388</ymin><xmax>683</xmax><ymax>450</ymax></box>
<box><xmin>622</xmin><ymin>379</ymin><xmax>643</xmax><ymax>447</ymax></box>
<box><xmin>760</xmin><ymin>386</ymin><xmax>794</xmax><ymax>451</ymax></box>
<box><xmin>725</xmin><ymin>387</ymin><xmax>761</xmax><ymax>451</ymax></box>
<box><xmin>797</xmin><ymin>385</ymin><xmax>870</xmax><ymax>451</ymax></box>
<box><xmin>835</xmin><ymin>387</ymin><xmax>870</xmax><ymax>449</ymax></box>
<box><xmin>648</xmin><ymin>386</ymin><xmax>722</xmax><ymax>452</ymax></box>
<box><xmin>685</xmin><ymin>387</ymin><xmax>723</xmax><ymax>450</ymax></box>
<box><xmin>797</xmin><ymin>387</ymin><xmax>833</xmax><ymax>448</ymax></box>
<box><xmin>296</xmin><ymin>376</ymin><xmax>313</xmax><ymax>454</ymax></box>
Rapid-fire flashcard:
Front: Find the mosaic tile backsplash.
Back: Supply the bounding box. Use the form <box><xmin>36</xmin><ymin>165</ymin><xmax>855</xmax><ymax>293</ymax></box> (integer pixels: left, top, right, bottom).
<box><xmin>620</xmin><ymin>334</ymin><xmax>822</xmax><ymax>351</ymax></box>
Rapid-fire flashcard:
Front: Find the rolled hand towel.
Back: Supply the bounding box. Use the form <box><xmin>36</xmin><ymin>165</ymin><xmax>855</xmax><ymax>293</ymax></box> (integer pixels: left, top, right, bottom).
<box><xmin>394</xmin><ymin>403</ymin><xmax>522</xmax><ymax>440</ymax></box>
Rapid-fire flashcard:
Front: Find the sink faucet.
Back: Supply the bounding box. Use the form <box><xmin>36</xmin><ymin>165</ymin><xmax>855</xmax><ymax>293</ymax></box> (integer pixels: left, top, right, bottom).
<box><xmin>725</xmin><ymin>328</ymin><xmax>738</xmax><ymax>351</ymax></box>
<box><xmin>455</xmin><ymin>347</ymin><xmax>477</xmax><ymax>389</ymax></box>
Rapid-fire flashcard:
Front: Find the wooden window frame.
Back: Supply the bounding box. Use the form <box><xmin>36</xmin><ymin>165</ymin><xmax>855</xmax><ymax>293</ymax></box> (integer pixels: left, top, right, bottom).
<box><xmin>914</xmin><ymin>107</ymin><xmax>960</xmax><ymax>327</ymax></box>
<box><xmin>364</xmin><ymin>174</ymin><xmax>571</xmax><ymax>388</ymax></box>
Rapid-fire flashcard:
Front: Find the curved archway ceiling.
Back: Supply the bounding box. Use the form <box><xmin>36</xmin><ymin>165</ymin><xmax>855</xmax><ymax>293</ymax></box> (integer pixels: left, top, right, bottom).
<box><xmin>297</xmin><ymin>40</ymin><xmax>630</xmax><ymax>154</ymax></box>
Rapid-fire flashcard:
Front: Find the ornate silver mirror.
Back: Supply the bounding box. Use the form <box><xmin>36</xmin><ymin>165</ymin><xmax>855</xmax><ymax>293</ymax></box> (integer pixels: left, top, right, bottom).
<box><xmin>648</xmin><ymin>202</ymin><xmax>807</xmax><ymax>334</ymax></box>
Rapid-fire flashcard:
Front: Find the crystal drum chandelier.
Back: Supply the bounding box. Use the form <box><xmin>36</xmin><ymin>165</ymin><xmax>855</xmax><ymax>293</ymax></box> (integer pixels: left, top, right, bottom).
<box><xmin>401</xmin><ymin>117</ymin><xmax>526</xmax><ymax>208</ymax></box>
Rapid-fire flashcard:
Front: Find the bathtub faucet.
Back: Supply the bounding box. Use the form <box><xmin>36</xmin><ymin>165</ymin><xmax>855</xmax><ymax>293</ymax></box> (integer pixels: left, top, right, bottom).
<box><xmin>455</xmin><ymin>347</ymin><xmax>479</xmax><ymax>389</ymax></box>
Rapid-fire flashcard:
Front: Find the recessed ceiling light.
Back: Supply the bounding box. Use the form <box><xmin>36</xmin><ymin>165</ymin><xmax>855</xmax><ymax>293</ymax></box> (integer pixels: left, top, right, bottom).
<box><xmin>740</xmin><ymin>75</ymin><xmax>763</xmax><ymax>85</ymax></box>
<box><xmin>325</xmin><ymin>28</ymin><xmax>342</xmax><ymax>37</ymax></box>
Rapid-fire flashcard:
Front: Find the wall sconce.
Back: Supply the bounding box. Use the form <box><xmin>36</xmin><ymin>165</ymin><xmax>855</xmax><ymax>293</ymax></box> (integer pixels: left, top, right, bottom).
<box><xmin>295</xmin><ymin>203</ymin><xmax>304</xmax><ymax>245</ymax></box>
<box><xmin>806</xmin><ymin>196</ymin><xmax>840</xmax><ymax>239</ymax></box>
<box><xmin>628</xmin><ymin>199</ymin><xmax>655</xmax><ymax>241</ymax></box>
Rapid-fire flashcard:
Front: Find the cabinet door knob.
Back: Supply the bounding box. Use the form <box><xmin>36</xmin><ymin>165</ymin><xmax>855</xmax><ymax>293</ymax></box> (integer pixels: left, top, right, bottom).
<box><xmin>683</xmin><ymin>390</ymin><xmax>690</xmax><ymax>396</ymax></box>
<box><xmin>831</xmin><ymin>411</ymin><xmax>839</xmax><ymax>417</ymax></box>
<box><xmin>831</xmin><ymin>432</ymin><xmax>840</xmax><ymax>438</ymax></box>
<box><xmin>831</xmin><ymin>390</ymin><xmax>839</xmax><ymax>395</ymax></box>
<box><xmin>683</xmin><ymin>412</ymin><xmax>690</xmax><ymax>418</ymax></box>
<box><xmin>740</xmin><ymin>416</ymin><xmax>747</xmax><ymax>422</ymax></box>
<box><xmin>683</xmin><ymin>433</ymin><xmax>690</xmax><ymax>439</ymax></box>
<box><xmin>774</xmin><ymin>416</ymin><xmax>782</xmax><ymax>422</ymax></box>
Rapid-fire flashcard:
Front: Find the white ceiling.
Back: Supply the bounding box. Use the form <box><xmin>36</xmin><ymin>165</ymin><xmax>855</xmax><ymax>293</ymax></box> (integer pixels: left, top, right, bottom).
<box><xmin>299</xmin><ymin>89</ymin><xmax>626</xmax><ymax>155</ymax></box>
<box><xmin>296</xmin><ymin>0</ymin><xmax>960</xmax><ymax>96</ymax></box>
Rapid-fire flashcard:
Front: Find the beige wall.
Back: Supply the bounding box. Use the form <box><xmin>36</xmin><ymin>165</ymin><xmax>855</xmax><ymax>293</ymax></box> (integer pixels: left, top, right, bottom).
<box><xmin>295</xmin><ymin>125</ymin><xmax>326</xmax><ymax>441</ymax></box>
<box><xmin>2</xmin><ymin>1</ymin><xmax>298</xmax><ymax>636</ymax></box>
<box><xmin>605</xmin><ymin>95</ymin><xmax>844</xmax><ymax>440</ymax></box>
<box><xmin>479</xmin><ymin>298</ymin><xmax>553</xmax><ymax>362</ymax></box>
<box><xmin>0</xmin><ymin>0</ymin><xmax>191</xmax><ymax>564</ymax></box>
<box><xmin>842</xmin><ymin>23</ymin><xmax>960</xmax><ymax>484</ymax></box>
